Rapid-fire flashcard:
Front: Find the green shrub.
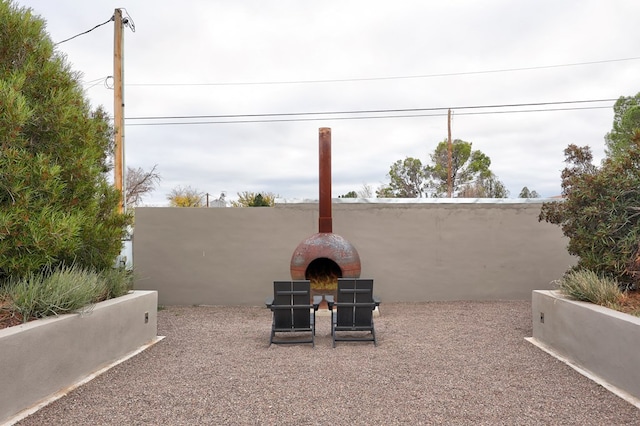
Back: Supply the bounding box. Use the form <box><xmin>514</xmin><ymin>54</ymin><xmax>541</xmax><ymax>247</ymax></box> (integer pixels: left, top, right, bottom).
<box><xmin>3</xmin><ymin>265</ymin><xmax>112</xmax><ymax>322</ymax></box>
<box><xmin>539</xmin><ymin>141</ymin><xmax>640</xmax><ymax>288</ymax></box>
<box><xmin>99</xmin><ymin>267</ymin><xmax>134</xmax><ymax>300</ymax></box>
<box><xmin>555</xmin><ymin>269</ymin><xmax>623</xmax><ymax>309</ymax></box>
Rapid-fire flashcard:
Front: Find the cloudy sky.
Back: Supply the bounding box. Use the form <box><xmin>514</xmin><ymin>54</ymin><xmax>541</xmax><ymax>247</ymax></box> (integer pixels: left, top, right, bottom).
<box><xmin>13</xmin><ymin>0</ymin><xmax>640</xmax><ymax>205</ymax></box>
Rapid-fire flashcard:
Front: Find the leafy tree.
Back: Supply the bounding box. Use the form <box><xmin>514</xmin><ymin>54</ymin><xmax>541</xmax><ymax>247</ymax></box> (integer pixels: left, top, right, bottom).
<box><xmin>377</xmin><ymin>140</ymin><xmax>505</xmax><ymax>198</ymax></box>
<box><xmin>539</xmin><ymin>139</ymin><xmax>640</xmax><ymax>287</ymax></box>
<box><xmin>376</xmin><ymin>157</ymin><xmax>426</xmax><ymax>197</ymax></box>
<box><xmin>0</xmin><ymin>2</ymin><xmax>130</xmax><ymax>280</ymax></box>
<box><xmin>231</xmin><ymin>191</ymin><xmax>278</xmax><ymax>207</ymax></box>
<box><xmin>338</xmin><ymin>191</ymin><xmax>358</xmax><ymax>198</ymax></box>
<box><xmin>427</xmin><ymin>139</ymin><xmax>493</xmax><ymax>197</ymax></box>
<box><xmin>605</xmin><ymin>92</ymin><xmax>640</xmax><ymax>159</ymax></box>
<box><xmin>518</xmin><ymin>187</ymin><xmax>540</xmax><ymax>198</ymax></box>
<box><xmin>126</xmin><ymin>164</ymin><xmax>161</xmax><ymax>207</ymax></box>
<box><xmin>167</xmin><ymin>186</ymin><xmax>204</xmax><ymax>207</ymax></box>
<box><xmin>458</xmin><ymin>173</ymin><xmax>509</xmax><ymax>198</ymax></box>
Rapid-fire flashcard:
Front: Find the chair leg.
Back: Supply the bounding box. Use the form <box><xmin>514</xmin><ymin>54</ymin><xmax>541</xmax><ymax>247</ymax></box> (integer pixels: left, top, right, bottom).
<box><xmin>269</xmin><ymin>318</ymin><xmax>275</xmax><ymax>346</ymax></box>
<box><xmin>331</xmin><ymin>311</ymin><xmax>336</xmax><ymax>347</ymax></box>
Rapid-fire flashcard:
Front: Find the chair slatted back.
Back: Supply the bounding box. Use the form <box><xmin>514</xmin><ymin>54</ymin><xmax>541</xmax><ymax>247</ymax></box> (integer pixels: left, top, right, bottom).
<box><xmin>336</xmin><ymin>278</ymin><xmax>374</xmax><ymax>327</ymax></box>
<box><xmin>273</xmin><ymin>280</ymin><xmax>311</xmax><ymax>330</ymax></box>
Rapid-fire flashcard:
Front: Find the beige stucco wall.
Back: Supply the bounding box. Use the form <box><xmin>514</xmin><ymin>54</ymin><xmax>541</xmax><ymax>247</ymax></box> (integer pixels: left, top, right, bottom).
<box><xmin>0</xmin><ymin>291</ymin><xmax>158</xmax><ymax>424</ymax></box>
<box><xmin>133</xmin><ymin>200</ymin><xmax>574</xmax><ymax>305</ymax></box>
<box><xmin>529</xmin><ymin>290</ymin><xmax>640</xmax><ymax>404</ymax></box>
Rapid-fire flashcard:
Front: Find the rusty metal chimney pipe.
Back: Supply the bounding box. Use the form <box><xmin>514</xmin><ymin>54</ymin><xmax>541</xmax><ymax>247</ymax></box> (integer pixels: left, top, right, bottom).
<box><xmin>318</xmin><ymin>127</ymin><xmax>332</xmax><ymax>233</ymax></box>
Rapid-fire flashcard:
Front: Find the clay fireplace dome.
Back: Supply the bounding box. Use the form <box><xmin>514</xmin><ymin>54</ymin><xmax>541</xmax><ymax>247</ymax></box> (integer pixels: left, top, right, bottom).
<box><xmin>290</xmin><ymin>233</ymin><xmax>361</xmax><ymax>280</ymax></box>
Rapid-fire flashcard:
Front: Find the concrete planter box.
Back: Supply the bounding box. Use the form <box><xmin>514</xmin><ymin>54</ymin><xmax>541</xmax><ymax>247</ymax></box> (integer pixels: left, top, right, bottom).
<box><xmin>0</xmin><ymin>290</ymin><xmax>160</xmax><ymax>424</ymax></box>
<box><xmin>527</xmin><ymin>290</ymin><xmax>640</xmax><ymax>406</ymax></box>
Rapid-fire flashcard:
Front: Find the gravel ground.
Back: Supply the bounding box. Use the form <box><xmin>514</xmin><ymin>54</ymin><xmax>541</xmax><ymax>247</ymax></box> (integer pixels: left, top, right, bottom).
<box><xmin>14</xmin><ymin>301</ymin><xmax>640</xmax><ymax>425</ymax></box>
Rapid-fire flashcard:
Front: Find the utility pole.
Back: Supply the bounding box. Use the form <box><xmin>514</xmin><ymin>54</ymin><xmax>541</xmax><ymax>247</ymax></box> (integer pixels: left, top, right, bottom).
<box><xmin>113</xmin><ymin>9</ymin><xmax>125</xmax><ymax>213</ymax></box>
<box><xmin>447</xmin><ymin>108</ymin><xmax>453</xmax><ymax>198</ymax></box>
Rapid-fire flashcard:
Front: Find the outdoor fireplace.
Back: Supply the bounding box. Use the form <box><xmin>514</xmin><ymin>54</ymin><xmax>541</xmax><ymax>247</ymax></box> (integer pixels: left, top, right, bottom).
<box><xmin>290</xmin><ymin>128</ymin><xmax>361</xmax><ymax>297</ymax></box>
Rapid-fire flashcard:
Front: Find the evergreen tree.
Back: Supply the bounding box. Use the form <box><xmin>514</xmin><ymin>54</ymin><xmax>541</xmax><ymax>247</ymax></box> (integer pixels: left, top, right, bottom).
<box><xmin>338</xmin><ymin>191</ymin><xmax>358</xmax><ymax>198</ymax></box>
<box><xmin>605</xmin><ymin>93</ymin><xmax>640</xmax><ymax>159</ymax></box>
<box><xmin>231</xmin><ymin>191</ymin><xmax>278</xmax><ymax>207</ymax></box>
<box><xmin>0</xmin><ymin>1</ymin><xmax>130</xmax><ymax>280</ymax></box>
<box><xmin>518</xmin><ymin>187</ymin><xmax>540</xmax><ymax>198</ymax></box>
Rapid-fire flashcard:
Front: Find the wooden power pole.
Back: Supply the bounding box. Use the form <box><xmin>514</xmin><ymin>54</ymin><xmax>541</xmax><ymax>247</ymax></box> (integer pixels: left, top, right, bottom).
<box><xmin>113</xmin><ymin>9</ymin><xmax>125</xmax><ymax>212</ymax></box>
<box><xmin>447</xmin><ymin>108</ymin><xmax>453</xmax><ymax>198</ymax></box>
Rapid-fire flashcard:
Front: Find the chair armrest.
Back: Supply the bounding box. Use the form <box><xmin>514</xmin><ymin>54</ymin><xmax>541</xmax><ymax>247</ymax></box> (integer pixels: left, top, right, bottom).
<box><xmin>373</xmin><ymin>296</ymin><xmax>381</xmax><ymax>307</ymax></box>
<box><xmin>325</xmin><ymin>295</ymin><xmax>335</xmax><ymax>310</ymax></box>
<box><xmin>265</xmin><ymin>297</ymin><xmax>274</xmax><ymax>308</ymax></box>
<box><xmin>312</xmin><ymin>295</ymin><xmax>323</xmax><ymax>310</ymax></box>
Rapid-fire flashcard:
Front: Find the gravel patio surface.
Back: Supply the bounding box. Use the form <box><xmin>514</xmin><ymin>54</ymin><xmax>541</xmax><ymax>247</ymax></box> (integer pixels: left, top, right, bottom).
<box><xmin>15</xmin><ymin>301</ymin><xmax>640</xmax><ymax>425</ymax></box>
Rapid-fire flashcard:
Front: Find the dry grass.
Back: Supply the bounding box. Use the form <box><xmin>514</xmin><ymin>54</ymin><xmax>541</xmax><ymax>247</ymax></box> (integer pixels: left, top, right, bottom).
<box><xmin>308</xmin><ymin>274</ymin><xmax>338</xmax><ymax>292</ymax></box>
<box><xmin>616</xmin><ymin>290</ymin><xmax>640</xmax><ymax>316</ymax></box>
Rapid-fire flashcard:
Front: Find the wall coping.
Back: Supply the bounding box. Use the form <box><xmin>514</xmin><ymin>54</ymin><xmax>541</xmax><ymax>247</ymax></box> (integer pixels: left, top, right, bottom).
<box><xmin>275</xmin><ymin>197</ymin><xmax>558</xmax><ymax>205</ymax></box>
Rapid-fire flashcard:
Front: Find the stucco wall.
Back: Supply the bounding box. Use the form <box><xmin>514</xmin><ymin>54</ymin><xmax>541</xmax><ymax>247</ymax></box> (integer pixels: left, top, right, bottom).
<box><xmin>0</xmin><ymin>291</ymin><xmax>158</xmax><ymax>424</ymax></box>
<box><xmin>133</xmin><ymin>200</ymin><xmax>574</xmax><ymax>305</ymax></box>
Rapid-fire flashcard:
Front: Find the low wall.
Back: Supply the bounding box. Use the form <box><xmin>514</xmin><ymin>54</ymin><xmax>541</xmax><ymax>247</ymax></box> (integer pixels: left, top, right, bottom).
<box><xmin>528</xmin><ymin>290</ymin><xmax>640</xmax><ymax>405</ymax></box>
<box><xmin>0</xmin><ymin>291</ymin><xmax>159</xmax><ymax>424</ymax></box>
<box><xmin>133</xmin><ymin>200</ymin><xmax>574</xmax><ymax>305</ymax></box>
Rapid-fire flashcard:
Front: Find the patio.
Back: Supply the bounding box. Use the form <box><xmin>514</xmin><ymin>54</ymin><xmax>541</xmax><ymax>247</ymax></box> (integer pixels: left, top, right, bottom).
<box><xmin>14</xmin><ymin>301</ymin><xmax>640</xmax><ymax>425</ymax></box>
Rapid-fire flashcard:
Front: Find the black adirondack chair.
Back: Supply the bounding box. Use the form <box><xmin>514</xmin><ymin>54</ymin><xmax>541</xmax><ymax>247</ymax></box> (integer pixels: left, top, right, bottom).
<box><xmin>266</xmin><ymin>280</ymin><xmax>321</xmax><ymax>347</ymax></box>
<box><xmin>327</xmin><ymin>278</ymin><xmax>380</xmax><ymax>347</ymax></box>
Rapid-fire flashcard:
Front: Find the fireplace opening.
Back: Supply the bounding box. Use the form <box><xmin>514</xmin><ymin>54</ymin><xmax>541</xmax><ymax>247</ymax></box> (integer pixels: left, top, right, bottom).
<box><xmin>306</xmin><ymin>257</ymin><xmax>342</xmax><ymax>294</ymax></box>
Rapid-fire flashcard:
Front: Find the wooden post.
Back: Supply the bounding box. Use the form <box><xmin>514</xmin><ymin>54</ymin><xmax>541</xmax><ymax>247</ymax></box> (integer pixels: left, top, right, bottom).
<box><xmin>114</xmin><ymin>9</ymin><xmax>125</xmax><ymax>212</ymax></box>
<box><xmin>447</xmin><ymin>108</ymin><xmax>453</xmax><ymax>198</ymax></box>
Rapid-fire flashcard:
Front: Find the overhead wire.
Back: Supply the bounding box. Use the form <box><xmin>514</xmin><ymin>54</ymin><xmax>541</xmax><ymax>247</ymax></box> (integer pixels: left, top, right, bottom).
<box><xmin>126</xmin><ymin>98</ymin><xmax>616</xmax><ymax>121</ymax></box>
<box><xmin>120</xmin><ymin>56</ymin><xmax>631</xmax><ymax>125</ymax></box>
<box><xmin>85</xmin><ymin>80</ymin><xmax>105</xmax><ymax>90</ymax></box>
<box><xmin>126</xmin><ymin>107</ymin><xmax>611</xmax><ymax>126</ymax></box>
<box><xmin>125</xmin><ymin>101</ymin><xmax>615</xmax><ymax>127</ymax></box>
<box><xmin>83</xmin><ymin>76</ymin><xmax>108</xmax><ymax>85</ymax></box>
<box><xmin>126</xmin><ymin>56</ymin><xmax>640</xmax><ymax>87</ymax></box>
<box><xmin>120</xmin><ymin>8</ymin><xmax>136</xmax><ymax>32</ymax></box>
<box><xmin>82</xmin><ymin>76</ymin><xmax>111</xmax><ymax>90</ymax></box>
<box><xmin>54</xmin><ymin>16</ymin><xmax>114</xmax><ymax>46</ymax></box>
<box><xmin>54</xmin><ymin>8</ymin><xmax>134</xmax><ymax>46</ymax></box>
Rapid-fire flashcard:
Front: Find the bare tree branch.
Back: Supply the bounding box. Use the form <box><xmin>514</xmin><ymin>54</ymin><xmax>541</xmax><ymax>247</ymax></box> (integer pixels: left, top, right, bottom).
<box><xmin>125</xmin><ymin>164</ymin><xmax>161</xmax><ymax>207</ymax></box>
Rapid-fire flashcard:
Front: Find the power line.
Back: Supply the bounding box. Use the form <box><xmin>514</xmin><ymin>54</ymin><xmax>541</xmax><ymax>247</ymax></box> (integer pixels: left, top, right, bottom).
<box><xmin>83</xmin><ymin>76</ymin><xmax>109</xmax><ymax>85</ymax></box>
<box><xmin>126</xmin><ymin>56</ymin><xmax>640</xmax><ymax>87</ymax></box>
<box><xmin>125</xmin><ymin>105</ymin><xmax>612</xmax><ymax>127</ymax></box>
<box><xmin>54</xmin><ymin>16</ymin><xmax>114</xmax><ymax>46</ymax></box>
<box><xmin>126</xmin><ymin>98</ymin><xmax>616</xmax><ymax>121</ymax></box>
